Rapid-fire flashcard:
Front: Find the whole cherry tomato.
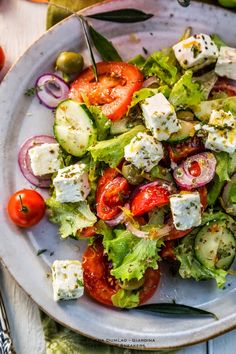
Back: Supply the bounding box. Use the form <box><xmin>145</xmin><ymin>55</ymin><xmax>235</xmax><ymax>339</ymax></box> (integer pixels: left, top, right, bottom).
<box><xmin>7</xmin><ymin>189</ymin><xmax>45</xmax><ymax>227</ymax></box>
<box><xmin>69</xmin><ymin>62</ymin><xmax>143</xmax><ymax>120</ymax></box>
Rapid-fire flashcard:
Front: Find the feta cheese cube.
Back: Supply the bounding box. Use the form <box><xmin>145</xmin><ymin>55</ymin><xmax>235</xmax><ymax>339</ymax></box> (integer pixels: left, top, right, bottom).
<box><xmin>215</xmin><ymin>46</ymin><xmax>236</xmax><ymax>80</ymax></box>
<box><xmin>53</xmin><ymin>163</ymin><xmax>90</xmax><ymax>203</ymax></box>
<box><xmin>52</xmin><ymin>260</ymin><xmax>84</xmax><ymax>301</ymax></box>
<box><xmin>170</xmin><ymin>192</ymin><xmax>201</xmax><ymax>231</ymax></box>
<box><xmin>29</xmin><ymin>143</ymin><xmax>61</xmax><ymax>176</ymax></box>
<box><xmin>141</xmin><ymin>93</ymin><xmax>180</xmax><ymax>141</ymax></box>
<box><xmin>173</xmin><ymin>33</ymin><xmax>218</xmax><ymax>71</ymax></box>
<box><xmin>204</xmin><ymin>110</ymin><xmax>236</xmax><ymax>154</ymax></box>
<box><xmin>124</xmin><ymin>132</ymin><xmax>164</xmax><ymax>172</ymax></box>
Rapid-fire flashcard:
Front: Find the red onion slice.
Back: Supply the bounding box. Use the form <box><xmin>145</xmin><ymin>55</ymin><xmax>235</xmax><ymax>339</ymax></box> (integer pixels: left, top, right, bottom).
<box><xmin>142</xmin><ymin>76</ymin><xmax>159</xmax><ymax>88</ymax></box>
<box><xmin>35</xmin><ymin>73</ymin><xmax>69</xmax><ymax>109</ymax></box>
<box><xmin>18</xmin><ymin>135</ymin><xmax>56</xmax><ymax>188</ymax></box>
<box><xmin>105</xmin><ymin>211</ymin><xmax>125</xmax><ymax>227</ymax></box>
<box><xmin>125</xmin><ymin>221</ymin><xmax>149</xmax><ymax>238</ymax></box>
<box><xmin>125</xmin><ymin>221</ymin><xmax>172</xmax><ymax>239</ymax></box>
<box><xmin>173</xmin><ymin>152</ymin><xmax>216</xmax><ymax>190</ymax></box>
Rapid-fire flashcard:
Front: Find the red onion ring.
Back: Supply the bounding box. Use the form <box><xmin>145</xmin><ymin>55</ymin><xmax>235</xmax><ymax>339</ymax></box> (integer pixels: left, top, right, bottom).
<box><xmin>35</xmin><ymin>73</ymin><xmax>69</xmax><ymax>109</ymax></box>
<box><xmin>125</xmin><ymin>221</ymin><xmax>172</xmax><ymax>239</ymax></box>
<box><xmin>173</xmin><ymin>152</ymin><xmax>216</xmax><ymax>190</ymax></box>
<box><xmin>142</xmin><ymin>76</ymin><xmax>159</xmax><ymax>88</ymax></box>
<box><xmin>18</xmin><ymin>135</ymin><xmax>56</xmax><ymax>188</ymax></box>
<box><xmin>105</xmin><ymin>211</ymin><xmax>126</xmax><ymax>227</ymax></box>
<box><xmin>125</xmin><ymin>221</ymin><xmax>149</xmax><ymax>238</ymax></box>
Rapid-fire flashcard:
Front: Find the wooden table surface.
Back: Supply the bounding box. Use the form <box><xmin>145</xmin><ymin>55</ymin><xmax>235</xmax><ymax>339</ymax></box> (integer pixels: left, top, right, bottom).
<box><xmin>1</xmin><ymin>1</ymin><xmax>236</xmax><ymax>353</ymax></box>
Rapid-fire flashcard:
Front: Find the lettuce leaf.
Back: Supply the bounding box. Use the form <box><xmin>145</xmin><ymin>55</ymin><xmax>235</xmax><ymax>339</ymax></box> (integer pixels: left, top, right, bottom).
<box><xmin>128</xmin><ymin>54</ymin><xmax>146</xmax><ymax>68</ymax></box>
<box><xmin>89</xmin><ymin>105</ymin><xmax>111</xmax><ymax>141</ymax></box>
<box><xmin>89</xmin><ymin>125</ymin><xmax>146</xmax><ymax>167</ymax></box>
<box><xmin>129</xmin><ymin>86</ymin><xmax>171</xmax><ymax>110</ymax></box>
<box><xmin>111</xmin><ymin>289</ymin><xmax>139</xmax><ymax>308</ymax></box>
<box><xmin>46</xmin><ymin>197</ymin><xmax>97</xmax><ymax>238</ymax></box>
<box><xmin>169</xmin><ymin>70</ymin><xmax>205</xmax><ymax>109</ymax></box>
<box><xmin>193</xmin><ymin>96</ymin><xmax>236</xmax><ymax>122</ymax></box>
<box><xmin>211</xmin><ymin>34</ymin><xmax>228</xmax><ymax>49</ymax></box>
<box><xmin>175</xmin><ymin>231</ymin><xmax>227</xmax><ymax>288</ymax></box>
<box><xmin>215</xmin><ymin>152</ymin><xmax>231</xmax><ymax>182</ymax></box>
<box><xmin>103</xmin><ymin>228</ymin><xmax>161</xmax><ymax>282</ymax></box>
<box><xmin>141</xmin><ymin>50</ymin><xmax>179</xmax><ymax>86</ymax></box>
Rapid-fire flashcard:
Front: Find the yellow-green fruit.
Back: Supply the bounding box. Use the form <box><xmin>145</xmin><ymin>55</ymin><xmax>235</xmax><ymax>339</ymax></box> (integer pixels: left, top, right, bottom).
<box><xmin>56</xmin><ymin>52</ymin><xmax>84</xmax><ymax>74</ymax></box>
<box><xmin>218</xmin><ymin>0</ymin><xmax>236</xmax><ymax>7</ymax></box>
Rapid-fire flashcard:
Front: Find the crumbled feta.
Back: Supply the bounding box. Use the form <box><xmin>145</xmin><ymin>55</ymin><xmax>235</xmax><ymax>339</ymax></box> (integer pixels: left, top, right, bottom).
<box><xmin>141</xmin><ymin>93</ymin><xmax>180</xmax><ymax>141</ymax></box>
<box><xmin>29</xmin><ymin>143</ymin><xmax>61</xmax><ymax>176</ymax></box>
<box><xmin>170</xmin><ymin>192</ymin><xmax>201</xmax><ymax>231</ymax></box>
<box><xmin>173</xmin><ymin>33</ymin><xmax>218</xmax><ymax>71</ymax></box>
<box><xmin>124</xmin><ymin>132</ymin><xmax>164</xmax><ymax>172</ymax></box>
<box><xmin>52</xmin><ymin>260</ymin><xmax>84</xmax><ymax>301</ymax></box>
<box><xmin>204</xmin><ymin>110</ymin><xmax>236</xmax><ymax>154</ymax></box>
<box><xmin>53</xmin><ymin>163</ymin><xmax>90</xmax><ymax>203</ymax></box>
<box><xmin>215</xmin><ymin>46</ymin><xmax>236</xmax><ymax>80</ymax></box>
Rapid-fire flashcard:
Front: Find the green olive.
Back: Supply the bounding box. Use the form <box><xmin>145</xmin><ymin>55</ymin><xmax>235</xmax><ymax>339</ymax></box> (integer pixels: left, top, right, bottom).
<box><xmin>122</xmin><ymin>163</ymin><xmax>144</xmax><ymax>185</ymax></box>
<box><xmin>119</xmin><ymin>277</ymin><xmax>145</xmax><ymax>291</ymax></box>
<box><xmin>55</xmin><ymin>52</ymin><xmax>84</xmax><ymax>75</ymax></box>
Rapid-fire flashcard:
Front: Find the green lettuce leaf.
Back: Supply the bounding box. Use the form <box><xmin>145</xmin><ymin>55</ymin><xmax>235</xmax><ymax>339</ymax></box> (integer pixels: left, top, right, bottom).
<box><xmin>89</xmin><ymin>125</ymin><xmax>146</xmax><ymax>167</ymax></box>
<box><xmin>46</xmin><ymin>197</ymin><xmax>97</xmax><ymax>238</ymax></box>
<box><xmin>89</xmin><ymin>106</ymin><xmax>111</xmax><ymax>141</ymax></box>
<box><xmin>211</xmin><ymin>34</ymin><xmax>228</xmax><ymax>49</ymax></box>
<box><xmin>141</xmin><ymin>50</ymin><xmax>179</xmax><ymax>86</ymax></box>
<box><xmin>129</xmin><ymin>86</ymin><xmax>171</xmax><ymax>110</ymax></box>
<box><xmin>169</xmin><ymin>70</ymin><xmax>205</xmax><ymax>109</ymax></box>
<box><xmin>207</xmin><ymin>175</ymin><xmax>225</xmax><ymax>206</ymax></box>
<box><xmin>215</xmin><ymin>152</ymin><xmax>231</xmax><ymax>182</ymax></box>
<box><xmin>128</xmin><ymin>54</ymin><xmax>146</xmax><ymax>68</ymax></box>
<box><xmin>175</xmin><ymin>231</ymin><xmax>227</xmax><ymax>288</ymax></box>
<box><xmin>103</xmin><ymin>228</ymin><xmax>161</xmax><ymax>282</ymax></box>
<box><xmin>111</xmin><ymin>289</ymin><xmax>139</xmax><ymax>308</ymax></box>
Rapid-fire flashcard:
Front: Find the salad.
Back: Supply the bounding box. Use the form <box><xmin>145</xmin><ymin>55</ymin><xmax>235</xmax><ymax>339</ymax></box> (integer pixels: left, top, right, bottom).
<box><xmin>7</xmin><ymin>28</ymin><xmax>236</xmax><ymax>309</ymax></box>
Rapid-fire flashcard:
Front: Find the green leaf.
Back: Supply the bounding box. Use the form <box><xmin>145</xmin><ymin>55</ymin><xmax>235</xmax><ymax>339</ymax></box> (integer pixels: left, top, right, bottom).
<box><xmin>141</xmin><ymin>50</ymin><xmax>179</xmax><ymax>86</ymax></box>
<box><xmin>89</xmin><ymin>125</ymin><xmax>146</xmax><ymax>167</ymax></box>
<box><xmin>88</xmin><ymin>25</ymin><xmax>122</xmax><ymax>62</ymax></box>
<box><xmin>215</xmin><ymin>152</ymin><xmax>230</xmax><ymax>182</ymax></box>
<box><xmin>87</xmin><ymin>8</ymin><xmax>153</xmax><ymax>23</ymax></box>
<box><xmin>211</xmin><ymin>33</ymin><xmax>228</xmax><ymax>49</ymax></box>
<box><xmin>111</xmin><ymin>289</ymin><xmax>139</xmax><ymax>308</ymax></box>
<box><xmin>134</xmin><ymin>303</ymin><xmax>218</xmax><ymax>320</ymax></box>
<box><xmin>169</xmin><ymin>70</ymin><xmax>205</xmax><ymax>109</ymax></box>
<box><xmin>37</xmin><ymin>249</ymin><xmax>47</xmax><ymax>256</ymax></box>
<box><xmin>207</xmin><ymin>175</ymin><xmax>225</xmax><ymax>206</ymax></box>
<box><xmin>128</xmin><ymin>54</ymin><xmax>146</xmax><ymax>68</ymax></box>
<box><xmin>79</xmin><ymin>17</ymin><xmax>98</xmax><ymax>81</ymax></box>
<box><xmin>89</xmin><ymin>106</ymin><xmax>111</xmax><ymax>140</ymax></box>
<box><xmin>46</xmin><ymin>197</ymin><xmax>97</xmax><ymax>238</ymax></box>
<box><xmin>229</xmin><ymin>182</ymin><xmax>236</xmax><ymax>203</ymax></box>
<box><xmin>129</xmin><ymin>86</ymin><xmax>170</xmax><ymax>111</ymax></box>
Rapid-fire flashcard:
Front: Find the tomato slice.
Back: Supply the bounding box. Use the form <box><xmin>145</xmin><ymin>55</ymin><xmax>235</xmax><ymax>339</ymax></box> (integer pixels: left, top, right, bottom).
<box><xmin>131</xmin><ymin>184</ymin><xmax>170</xmax><ymax>216</ymax></box>
<box><xmin>211</xmin><ymin>77</ymin><xmax>236</xmax><ymax>97</ymax></box>
<box><xmin>165</xmin><ymin>226</ymin><xmax>192</xmax><ymax>241</ymax></box>
<box><xmin>198</xmin><ymin>186</ymin><xmax>208</xmax><ymax>211</ymax></box>
<box><xmin>139</xmin><ymin>267</ymin><xmax>161</xmax><ymax>304</ymax></box>
<box><xmin>83</xmin><ymin>240</ymin><xmax>160</xmax><ymax>306</ymax></box>
<box><xmin>69</xmin><ymin>62</ymin><xmax>143</xmax><ymax>120</ymax></box>
<box><xmin>96</xmin><ymin>168</ymin><xmax>130</xmax><ymax>220</ymax></box>
<box><xmin>79</xmin><ymin>226</ymin><xmax>97</xmax><ymax>238</ymax></box>
<box><xmin>83</xmin><ymin>240</ymin><xmax>119</xmax><ymax>306</ymax></box>
<box><xmin>168</xmin><ymin>136</ymin><xmax>205</xmax><ymax>163</ymax></box>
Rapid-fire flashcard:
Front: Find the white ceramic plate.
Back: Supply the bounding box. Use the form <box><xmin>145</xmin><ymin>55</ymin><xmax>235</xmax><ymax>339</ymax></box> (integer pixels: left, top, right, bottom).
<box><xmin>0</xmin><ymin>0</ymin><xmax>236</xmax><ymax>350</ymax></box>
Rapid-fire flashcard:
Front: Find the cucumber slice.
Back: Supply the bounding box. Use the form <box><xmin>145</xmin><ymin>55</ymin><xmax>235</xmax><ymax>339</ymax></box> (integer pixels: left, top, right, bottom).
<box><xmin>195</xmin><ymin>222</ymin><xmax>236</xmax><ymax>270</ymax></box>
<box><xmin>54</xmin><ymin>100</ymin><xmax>96</xmax><ymax>157</ymax></box>
<box><xmin>110</xmin><ymin>117</ymin><xmax>143</xmax><ymax>135</ymax></box>
<box><xmin>168</xmin><ymin>120</ymin><xmax>197</xmax><ymax>143</ymax></box>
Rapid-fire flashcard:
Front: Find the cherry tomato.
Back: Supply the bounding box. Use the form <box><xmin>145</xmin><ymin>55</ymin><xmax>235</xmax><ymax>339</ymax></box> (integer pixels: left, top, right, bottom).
<box><xmin>131</xmin><ymin>184</ymin><xmax>170</xmax><ymax>216</ymax></box>
<box><xmin>69</xmin><ymin>62</ymin><xmax>143</xmax><ymax>120</ymax></box>
<box><xmin>211</xmin><ymin>77</ymin><xmax>236</xmax><ymax>97</ymax></box>
<box><xmin>83</xmin><ymin>240</ymin><xmax>161</xmax><ymax>306</ymax></box>
<box><xmin>160</xmin><ymin>241</ymin><xmax>176</xmax><ymax>260</ymax></box>
<box><xmin>7</xmin><ymin>189</ymin><xmax>45</xmax><ymax>227</ymax></box>
<box><xmin>168</xmin><ymin>136</ymin><xmax>205</xmax><ymax>163</ymax></box>
<box><xmin>0</xmin><ymin>46</ymin><xmax>5</xmax><ymax>72</ymax></box>
<box><xmin>96</xmin><ymin>168</ymin><xmax>130</xmax><ymax>221</ymax></box>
